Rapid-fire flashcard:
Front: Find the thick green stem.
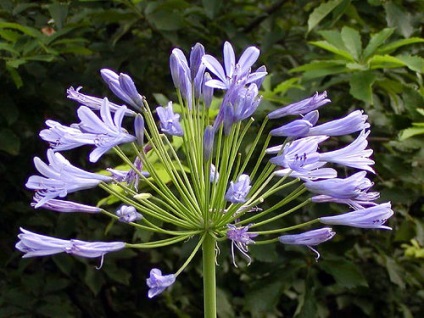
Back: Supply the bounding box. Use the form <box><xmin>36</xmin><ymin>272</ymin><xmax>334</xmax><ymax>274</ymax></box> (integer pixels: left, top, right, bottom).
<box><xmin>202</xmin><ymin>232</ymin><xmax>216</xmax><ymax>318</ymax></box>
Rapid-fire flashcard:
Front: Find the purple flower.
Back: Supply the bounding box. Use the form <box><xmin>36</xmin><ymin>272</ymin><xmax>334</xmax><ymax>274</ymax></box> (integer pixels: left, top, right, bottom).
<box><xmin>67</xmin><ymin>86</ymin><xmax>135</xmax><ymax>116</ymax></box>
<box><xmin>202</xmin><ymin>72</ymin><xmax>214</xmax><ymax>107</ymax></box>
<box><xmin>16</xmin><ymin>228</ymin><xmax>125</xmax><ymax>259</ymax></box>
<box><xmin>75</xmin><ymin>98</ymin><xmax>137</xmax><ymax>162</ymax></box>
<box><xmin>225</xmin><ymin>174</ymin><xmax>251</xmax><ymax>204</ymax></box>
<box><xmin>279</xmin><ymin>227</ymin><xmax>336</xmax><ymax>260</ymax></box>
<box><xmin>100</xmin><ymin>69</ymin><xmax>143</xmax><ymax>110</ymax></box>
<box><xmin>31</xmin><ymin>193</ymin><xmax>101</xmax><ymax>213</ymax></box>
<box><xmin>146</xmin><ymin>268</ymin><xmax>176</xmax><ymax>298</ymax></box>
<box><xmin>157</xmin><ymin>102</ymin><xmax>184</xmax><ymax>136</ymax></box>
<box><xmin>270</xmin><ymin>111</ymin><xmax>318</xmax><ymax>137</ymax></box>
<box><xmin>107</xmin><ymin>156</ymin><xmax>149</xmax><ymax>191</ymax></box>
<box><xmin>203</xmin><ymin>125</ymin><xmax>215</xmax><ymax>160</ymax></box>
<box><xmin>202</xmin><ymin>41</ymin><xmax>266</xmax><ymax>90</ymax></box>
<box><xmin>319</xmin><ymin>202</ymin><xmax>393</xmax><ymax>230</ymax></box>
<box><xmin>116</xmin><ymin>205</ymin><xmax>143</xmax><ymax>223</ymax></box>
<box><xmin>134</xmin><ymin>114</ymin><xmax>145</xmax><ymax>146</ymax></box>
<box><xmin>210</xmin><ymin>164</ymin><xmax>219</xmax><ymax>183</ymax></box>
<box><xmin>39</xmin><ymin>120</ymin><xmax>89</xmax><ymax>152</ymax></box>
<box><xmin>269</xmin><ymin>136</ymin><xmax>328</xmax><ymax>172</ymax></box>
<box><xmin>268</xmin><ymin>91</ymin><xmax>330</xmax><ymax>119</ymax></box>
<box><xmin>305</xmin><ymin>171</ymin><xmax>374</xmax><ymax>199</ymax></box>
<box><xmin>274</xmin><ymin>164</ymin><xmax>337</xmax><ymax>180</ymax></box>
<box><xmin>319</xmin><ymin>130</ymin><xmax>375</xmax><ymax>173</ymax></box>
<box><xmin>308</xmin><ymin>110</ymin><xmax>370</xmax><ymax>136</ymax></box>
<box><xmin>233</xmin><ymin>83</ymin><xmax>262</xmax><ymax>122</ymax></box>
<box><xmin>227</xmin><ymin>224</ymin><xmax>258</xmax><ymax>266</ymax></box>
<box><xmin>26</xmin><ymin>150</ymin><xmax>112</xmax><ymax>208</ymax></box>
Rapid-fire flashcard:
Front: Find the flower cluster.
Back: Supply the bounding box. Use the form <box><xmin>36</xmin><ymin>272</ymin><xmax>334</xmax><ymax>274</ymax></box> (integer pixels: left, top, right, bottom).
<box><xmin>17</xmin><ymin>41</ymin><xmax>393</xmax><ymax>302</ymax></box>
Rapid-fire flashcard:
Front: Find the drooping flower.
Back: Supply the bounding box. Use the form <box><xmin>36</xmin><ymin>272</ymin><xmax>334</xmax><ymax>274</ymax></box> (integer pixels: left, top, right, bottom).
<box><xmin>270</xmin><ymin>111</ymin><xmax>318</xmax><ymax>137</ymax></box>
<box><xmin>116</xmin><ymin>205</ymin><xmax>143</xmax><ymax>223</ymax></box>
<box><xmin>100</xmin><ymin>69</ymin><xmax>144</xmax><ymax>110</ymax></box>
<box><xmin>319</xmin><ymin>130</ymin><xmax>375</xmax><ymax>173</ymax></box>
<box><xmin>67</xmin><ymin>86</ymin><xmax>135</xmax><ymax>116</ymax></box>
<box><xmin>146</xmin><ymin>268</ymin><xmax>176</xmax><ymax>298</ymax></box>
<box><xmin>319</xmin><ymin>202</ymin><xmax>393</xmax><ymax>230</ymax></box>
<box><xmin>107</xmin><ymin>156</ymin><xmax>149</xmax><ymax>191</ymax></box>
<box><xmin>202</xmin><ymin>41</ymin><xmax>266</xmax><ymax>90</ymax></box>
<box><xmin>269</xmin><ymin>136</ymin><xmax>328</xmax><ymax>172</ymax></box>
<box><xmin>157</xmin><ymin>102</ymin><xmax>184</xmax><ymax>136</ymax></box>
<box><xmin>278</xmin><ymin>227</ymin><xmax>335</xmax><ymax>260</ymax></box>
<box><xmin>305</xmin><ymin>171</ymin><xmax>374</xmax><ymax>199</ymax></box>
<box><xmin>307</xmin><ymin>110</ymin><xmax>370</xmax><ymax>136</ymax></box>
<box><xmin>75</xmin><ymin>98</ymin><xmax>137</xmax><ymax>162</ymax></box>
<box><xmin>268</xmin><ymin>91</ymin><xmax>330</xmax><ymax>119</ymax></box>
<box><xmin>227</xmin><ymin>224</ymin><xmax>258</xmax><ymax>266</ymax></box>
<box><xmin>16</xmin><ymin>228</ymin><xmax>125</xmax><ymax>259</ymax></box>
<box><xmin>225</xmin><ymin>174</ymin><xmax>251</xmax><ymax>204</ymax></box>
<box><xmin>31</xmin><ymin>193</ymin><xmax>101</xmax><ymax>213</ymax></box>
<box><xmin>26</xmin><ymin>150</ymin><xmax>112</xmax><ymax>207</ymax></box>
<box><xmin>39</xmin><ymin>120</ymin><xmax>90</xmax><ymax>152</ymax></box>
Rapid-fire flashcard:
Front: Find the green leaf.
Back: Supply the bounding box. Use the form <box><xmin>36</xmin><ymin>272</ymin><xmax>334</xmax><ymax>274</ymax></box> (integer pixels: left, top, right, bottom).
<box><xmin>202</xmin><ymin>0</ymin><xmax>222</xmax><ymax>19</ymax></box>
<box><xmin>0</xmin><ymin>42</ymin><xmax>19</xmax><ymax>54</ymax></box>
<box><xmin>6</xmin><ymin>66</ymin><xmax>23</xmax><ymax>88</ymax></box>
<box><xmin>395</xmin><ymin>55</ymin><xmax>424</xmax><ymax>73</ymax></box>
<box><xmin>377</xmin><ymin>37</ymin><xmax>424</xmax><ymax>55</ymax></box>
<box><xmin>310</xmin><ymin>40</ymin><xmax>354</xmax><ymax>61</ymax></box>
<box><xmin>0</xmin><ymin>22</ymin><xmax>41</xmax><ymax>38</ymax></box>
<box><xmin>0</xmin><ymin>128</ymin><xmax>20</xmax><ymax>155</ymax></box>
<box><xmin>349</xmin><ymin>71</ymin><xmax>376</xmax><ymax>104</ymax></box>
<box><xmin>318</xmin><ymin>29</ymin><xmax>346</xmax><ymax>50</ymax></box>
<box><xmin>341</xmin><ymin>26</ymin><xmax>362</xmax><ymax>61</ymax></box>
<box><xmin>363</xmin><ymin>28</ymin><xmax>395</xmax><ymax>60</ymax></box>
<box><xmin>272</xmin><ymin>77</ymin><xmax>301</xmax><ymax>94</ymax></box>
<box><xmin>384</xmin><ymin>2</ymin><xmax>414</xmax><ymax>38</ymax></box>
<box><xmin>216</xmin><ymin>288</ymin><xmax>235</xmax><ymax>318</ymax></box>
<box><xmin>320</xmin><ymin>259</ymin><xmax>368</xmax><ymax>289</ymax></box>
<box><xmin>48</xmin><ymin>3</ymin><xmax>69</xmax><ymax>30</ymax></box>
<box><xmin>399</xmin><ymin>126</ymin><xmax>424</xmax><ymax>140</ymax></box>
<box><xmin>368</xmin><ymin>55</ymin><xmax>407</xmax><ymax>70</ymax></box>
<box><xmin>307</xmin><ymin>0</ymin><xmax>344</xmax><ymax>32</ymax></box>
<box><xmin>383</xmin><ymin>256</ymin><xmax>405</xmax><ymax>289</ymax></box>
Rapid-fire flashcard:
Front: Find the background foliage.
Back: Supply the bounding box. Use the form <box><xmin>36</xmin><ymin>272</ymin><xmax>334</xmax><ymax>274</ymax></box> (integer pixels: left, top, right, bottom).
<box><xmin>1</xmin><ymin>0</ymin><xmax>423</xmax><ymax>317</ymax></box>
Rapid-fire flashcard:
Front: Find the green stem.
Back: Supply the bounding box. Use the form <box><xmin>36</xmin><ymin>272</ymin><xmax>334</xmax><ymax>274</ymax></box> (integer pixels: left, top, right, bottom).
<box><xmin>203</xmin><ymin>232</ymin><xmax>216</xmax><ymax>318</ymax></box>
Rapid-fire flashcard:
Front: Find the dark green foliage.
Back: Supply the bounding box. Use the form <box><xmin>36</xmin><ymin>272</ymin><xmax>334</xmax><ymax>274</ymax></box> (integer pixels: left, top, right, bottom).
<box><xmin>1</xmin><ymin>0</ymin><xmax>423</xmax><ymax>317</ymax></box>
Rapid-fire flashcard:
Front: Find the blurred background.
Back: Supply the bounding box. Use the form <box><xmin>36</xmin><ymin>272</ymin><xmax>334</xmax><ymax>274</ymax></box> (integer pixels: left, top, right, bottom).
<box><xmin>0</xmin><ymin>0</ymin><xmax>423</xmax><ymax>317</ymax></box>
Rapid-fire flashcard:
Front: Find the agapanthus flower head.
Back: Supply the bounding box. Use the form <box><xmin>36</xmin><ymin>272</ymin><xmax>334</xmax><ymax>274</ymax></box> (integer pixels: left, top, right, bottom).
<box><xmin>268</xmin><ymin>91</ymin><xmax>330</xmax><ymax>119</ymax></box>
<box><xmin>146</xmin><ymin>268</ymin><xmax>176</xmax><ymax>298</ymax></box>
<box><xmin>202</xmin><ymin>41</ymin><xmax>266</xmax><ymax>90</ymax></box>
<box><xmin>225</xmin><ymin>174</ymin><xmax>251</xmax><ymax>204</ymax></box>
<box><xmin>270</xmin><ymin>111</ymin><xmax>318</xmax><ymax>137</ymax></box>
<box><xmin>227</xmin><ymin>224</ymin><xmax>258</xmax><ymax>266</ymax></box>
<box><xmin>157</xmin><ymin>101</ymin><xmax>184</xmax><ymax>136</ymax></box>
<box><xmin>279</xmin><ymin>227</ymin><xmax>336</xmax><ymax>260</ymax></box>
<box><xmin>320</xmin><ymin>202</ymin><xmax>393</xmax><ymax>230</ymax></box>
<box><xmin>116</xmin><ymin>205</ymin><xmax>143</xmax><ymax>223</ymax></box>
<box><xmin>100</xmin><ymin>69</ymin><xmax>144</xmax><ymax>110</ymax></box>
<box><xmin>307</xmin><ymin>110</ymin><xmax>370</xmax><ymax>136</ymax></box>
<box><xmin>40</xmin><ymin>120</ymin><xmax>88</xmax><ymax>152</ymax></box>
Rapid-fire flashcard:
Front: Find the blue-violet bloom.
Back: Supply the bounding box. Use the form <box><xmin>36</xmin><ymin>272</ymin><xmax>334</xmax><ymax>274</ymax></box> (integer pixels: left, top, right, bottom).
<box><xmin>146</xmin><ymin>268</ymin><xmax>176</xmax><ymax>298</ymax></box>
<box><xmin>268</xmin><ymin>91</ymin><xmax>330</xmax><ymax>119</ymax></box>
<box><xmin>279</xmin><ymin>227</ymin><xmax>336</xmax><ymax>260</ymax></box>
<box><xmin>31</xmin><ymin>193</ymin><xmax>101</xmax><ymax>213</ymax></box>
<box><xmin>227</xmin><ymin>224</ymin><xmax>258</xmax><ymax>266</ymax></box>
<box><xmin>225</xmin><ymin>174</ymin><xmax>251</xmax><ymax>204</ymax></box>
<box><xmin>320</xmin><ymin>202</ymin><xmax>393</xmax><ymax>230</ymax></box>
<box><xmin>157</xmin><ymin>102</ymin><xmax>184</xmax><ymax>136</ymax></box>
<box><xmin>116</xmin><ymin>205</ymin><xmax>143</xmax><ymax>223</ymax></box>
